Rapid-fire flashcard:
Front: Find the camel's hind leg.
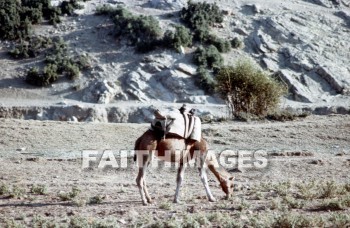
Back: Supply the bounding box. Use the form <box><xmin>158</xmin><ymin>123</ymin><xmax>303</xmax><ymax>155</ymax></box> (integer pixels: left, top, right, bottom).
<box><xmin>174</xmin><ymin>163</ymin><xmax>186</xmax><ymax>203</ymax></box>
<box><xmin>136</xmin><ymin>151</ymin><xmax>153</xmax><ymax>205</ymax></box>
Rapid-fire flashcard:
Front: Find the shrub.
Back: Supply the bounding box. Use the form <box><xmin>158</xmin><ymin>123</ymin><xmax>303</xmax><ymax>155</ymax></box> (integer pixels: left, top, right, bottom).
<box><xmin>26</xmin><ymin>65</ymin><xmax>59</xmax><ymax>86</ymax></box>
<box><xmin>9</xmin><ymin>185</ymin><xmax>26</xmax><ymax>199</ymax></box>
<box><xmin>0</xmin><ymin>0</ymin><xmax>63</xmax><ymax>40</ymax></box>
<box><xmin>21</xmin><ymin>6</ymin><xmax>43</xmax><ymax>24</ymax></box>
<box><xmin>195</xmin><ymin>66</ymin><xmax>216</xmax><ymax>94</ymax></box>
<box><xmin>9</xmin><ymin>42</ymin><xmax>31</xmax><ymax>59</ymax></box>
<box><xmin>207</xmin><ymin>35</ymin><xmax>231</xmax><ymax>53</ymax></box>
<box><xmin>95</xmin><ymin>4</ymin><xmax>119</xmax><ymax>16</ymax></box>
<box><xmin>30</xmin><ymin>184</ymin><xmax>48</xmax><ymax>195</ymax></box>
<box><xmin>9</xmin><ymin>36</ymin><xmax>51</xmax><ymax>59</ymax></box>
<box><xmin>26</xmin><ymin>67</ymin><xmax>42</xmax><ymax>86</ymax></box>
<box><xmin>88</xmin><ymin>195</ymin><xmax>104</xmax><ymax>205</ymax></box>
<box><xmin>43</xmin><ymin>63</ymin><xmax>58</xmax><ymax>79</ymax></box>
<box><xmin>58</xmin><ymin>186</ymin><xmax>81</xmax><ymax>201</ymax></box>
<box><xmin>74</xmin><ymin>54</ymin><xmax>91</xmax><ymax>70</ymax></box>
<box><xmin>193</xmin><ymin>25</ymin><xmax>210</xmax><ymax>42</ymax></box>
<box><xmin>193</xmin><ymin>45</ymin><xmax>223</xmax><ymax>69</ymax></box>
<box><xmin>231</xmin><ymin>37</ymin><xmax>243</xmax><ymax>49</ymax></box>
<box><xmin>180</xmin><ymin>1</ymin><xmax>223</xmax><ymax>42</ymax></box>
<box><xmin>96</xmin><ymin>6</ymin><xmax>162</xmax><ymax>51</ymax></box>
<box><xmin>159</xmin><ymin>202</ymin><xmax>172</xmax><ymax>210</ymax></box>
<box><xmin>216</xmin><ymin>60</ymin><xmax>286</xmax><ymax>117</ymax></box>
<box><xmin>135</xmin><ymin>39</ymin><xmax>161</xmax><ymax>53</ymax></box>
<box><xmin>99</xmin><ymin>6</ymin><xmax>162</xmax><ymax>47</ymax></box>
<box><xmin>64</xmin><ymin>63</ymin><xmax>80</xmax><ymax>80</ymax></box>
<box><xmin>0</xmin><ymin>183</ymin><xmax>9</xmax><ymax>195</ymax></box>
<box><xmin>163</xmin><ymin>25</ymin><xmax>193</xmax><ymax>51</ymax></box>
<box><xmin>0</xmin><ymin>1</ymin><xmax>23</xmax><ymax>40</ymax></box>
<box><xmin>60</xmin><ymin>0</ymin><xmax>83</xmax><ymax>16</ymax></box>
<box><xmin>272</xmin><ymin>213</ymin><xmax>325</xmax><ymax>228</ymax></box>
<box><xmin>46</xmin><ymin>6</ymin><xmax>62</xmax><ymax>25</ymax></box>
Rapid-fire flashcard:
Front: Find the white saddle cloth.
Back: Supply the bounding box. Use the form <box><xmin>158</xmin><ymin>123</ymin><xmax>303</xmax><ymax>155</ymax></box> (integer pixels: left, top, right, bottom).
<box><xmin>151</xmin><ymin>111</ymin><xmax>202</xmax><ymax>141</ymax></box>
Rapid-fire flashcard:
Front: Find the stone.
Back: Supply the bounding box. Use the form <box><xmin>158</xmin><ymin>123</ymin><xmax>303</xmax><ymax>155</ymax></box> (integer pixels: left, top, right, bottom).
<box><xmin>83</xmin><ymin>80</ymin><xmax>120</xmax><ymax>104</ymax></box>
<box><xmin>316</xmin><ymin>65</ymin><xmax>350</xmax><ymax>94</ymax></box>
<box><xmin>262</xmin><ymin>58</ymin><xmax>279</xmax><ymax>72</ymax></box>
<box><xmin>147</xmin><ymin>0</ymin><xmax>187</xmax><ymax>10</ymax></box>
<box><xmin>176</xmin><ymin>63</ymin><xmax>196</xmax><ymax>76</ymax></box>
<box><xmin>234</xmin><ymin>28</ymin><xmax>249</xmax><ymax>36</ymax></box>
<box><xmin>335</xmin><ymin>10</ymin><xmax>350</xmax><ymax>27</ymax></box>
<box><xmin>278</xmin><ymin>70</ymin><xmax>314</xmax><ymax>103</ymax></box>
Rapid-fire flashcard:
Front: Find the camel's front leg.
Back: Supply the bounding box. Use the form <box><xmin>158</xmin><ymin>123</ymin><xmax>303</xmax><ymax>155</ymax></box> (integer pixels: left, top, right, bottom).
<box><xmin>136</xmin><ymin>167</ymin><xmax>148</xmax><ymax>205</ymax></box>
<box><xmin>198</xmin><ymin>166</ymin><xmax>216</xmax><ymax>202</ymax></box>
<box><xmin>174</xmin><ymin>163</ymin><xmax>186</xmax><ymax>203</ymax></box>
<box><xmin>136</xmin><ymin>152</ymin><xmax>153</xmax><ymax>205</ymax></box>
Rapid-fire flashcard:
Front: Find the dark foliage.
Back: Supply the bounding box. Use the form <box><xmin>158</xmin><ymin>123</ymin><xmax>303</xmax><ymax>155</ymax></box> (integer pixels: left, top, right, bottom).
<box><xmin>193</xmin><ymin>45</ymin><xmax>223</xmax><ymax>69</ymax></box>
<box><xmin>180</xmin><ymin>1</ymin><xmax>223</xmax><ymax>42</ymax></box>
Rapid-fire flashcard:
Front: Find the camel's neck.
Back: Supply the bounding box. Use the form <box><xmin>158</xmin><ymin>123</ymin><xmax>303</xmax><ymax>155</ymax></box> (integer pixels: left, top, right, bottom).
<box><xmin>207</xmin><ymin>164</ymin><xmax>231</xmax><ymax>184</ymax></box>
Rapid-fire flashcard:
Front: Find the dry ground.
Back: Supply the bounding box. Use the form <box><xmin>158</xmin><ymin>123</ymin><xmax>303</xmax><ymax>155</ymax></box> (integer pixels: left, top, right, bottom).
<box><xmin>0</xmin><ymin>115</ymin><xmax>350</xmax><ymax>227</ymax></box>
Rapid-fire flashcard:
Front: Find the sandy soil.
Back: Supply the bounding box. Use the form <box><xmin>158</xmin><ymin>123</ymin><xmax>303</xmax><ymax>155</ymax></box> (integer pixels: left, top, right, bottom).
<box><xmin>0</xmin><ymin>115</ymin><xmax>349</xmax><ymax>226</ymax></box>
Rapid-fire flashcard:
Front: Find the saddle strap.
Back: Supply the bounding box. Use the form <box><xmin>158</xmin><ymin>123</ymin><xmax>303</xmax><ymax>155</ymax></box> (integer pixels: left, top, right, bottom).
<box><xmin>181</xmin><ymin>113</ymin><xmax>195</xmax><ymax>139</ymax></box>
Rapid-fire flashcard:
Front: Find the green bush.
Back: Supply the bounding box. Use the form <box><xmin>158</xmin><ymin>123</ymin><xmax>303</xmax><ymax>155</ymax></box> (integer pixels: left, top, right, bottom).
<box><xmin>74</xmin><ymin>54</ymin><xmax>91</xmax><ymax>70</ymax></box>
<box><xmin>21</xmin><ymin>6</ymin><xmax>43</xmax><ymax>24</ymax></box>
<box><xmin>26</xmin><ymin>66</ymin><xmax>58</xmax><ymax>86</ymax></box>
<box><xmin>60</xmin><ymin>0</ymin><xmax>83</xmax><ymax>16</ymax></box>
<box><xmin>95</xmin><ymin>4</ymin><xmax>119</xmax><ymax>16</ymax></box>
<box><xmin>45</xmin><ymin>37</ymin><xmax>68</xmax><ymax>66</ymax></box>
<box><xmin>231</xmin><ymin>37</ymin><xmax>243</xmax><ymax>49</ymax></box>
<box><xmin>207</xmin><ymin>35</ymin><xmax>231</xmax><ymax>53</ymax></box>
<box><xmin>46</xmin><ymin>6</ymin><xmax>62</xmax><ymax>25</ymax></box>
<box><xmin>180</xmin><ymin>1</ymin><xmax>223</xmax><ymax>42</ymax></box>
<box><xmin>43</xmin><ymin>64</ymin><xmax>59</xmax><ymax>81</ymax></box>
<box><xmin>193</xmin><ymin>45</ymin><xmax>223</xmax><ymax>69</ymax></box>
<box><xmin>9</xmin><ymin>36</ymin><xmax>52</xmax><ymax>59</ymax></box>
<box><xmin>97</xmin><ymin>6</ymin><xmax>162</xmax><ymax>48</ymax></box>
<box><xmin>64</xmin><ymin>63</ymin><xmax>80</xmax><ymax>80</ymax></box>
<box><xmin>0</xmin><ymin>0</ymin><xmax>87</xmax><ymax>40</ymax></box>
<box><xmin>0</xmin><ymin>0</ymin><xmax>61</xmax><ymax>40</ymax></box>
<box><xmin>216</xmin><ymin>60</ymin><xmax>286</xmax><ymax>117</ymax></box>
<box><xmin>9</xmin><ymin>43</ymin><xmax>31</xmax><ymax>59</ymax></box>
<box><xmin>0</xmin><ymin>1</ymin><xmax>24</xmax><ymax>40</ymax></box>
<box><xmin>195</xmin><ymin>66</ymin><xmax>216</xmax><ymax>94</ymax></box>
<box><xmin>163</xmin><ymin>25</ymin><xmax>192</xmax><ymax>51</ymax></box>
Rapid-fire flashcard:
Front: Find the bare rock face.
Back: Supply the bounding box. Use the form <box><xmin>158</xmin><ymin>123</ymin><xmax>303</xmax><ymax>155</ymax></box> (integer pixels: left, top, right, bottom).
<box><xmin>243</xmin><ymin>8</ymin><xmax>350</xmax><ymax>105</ymax></box>
<box><xmin>122</xmin><ymin>54</ymin><xmax>220</xmax><ymax>104</ymax></box>
<box><xmin>83</xmin><ymin>80</ymin><xmax>120</xmax><ymax>104</ymax></box>
<box><xmin>147</xmin><ymin>0</ymin><xmax>187</xmax><ymax>10</ymax></box>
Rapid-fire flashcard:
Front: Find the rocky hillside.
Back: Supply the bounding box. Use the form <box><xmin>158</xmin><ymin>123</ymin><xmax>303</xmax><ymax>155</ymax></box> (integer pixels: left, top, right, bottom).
<box><xmin>0</xmin><ymin>0</ymin><xmax>349</xmax><ymax>122</ymax></box>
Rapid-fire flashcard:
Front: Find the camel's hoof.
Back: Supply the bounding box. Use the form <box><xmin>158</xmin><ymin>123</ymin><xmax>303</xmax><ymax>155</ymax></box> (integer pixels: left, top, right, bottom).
<box><xmin>173</xmin><ymin>199</ymin><xmax>180</xmax><ymax>204</ymax></box>
<box><xmin>209</xmin><ymin>197</ymin><xmax>216</xmax><ymax>202</ymax></box>
<box><xmin>147</xmin><ymin>199</ymin><xmax>153</xmax><ymax>204</ymax></box>
<box><xmin>142</xmin><ymin>201</ymin><xmax>148</xmax><ymax>206</ymax></box>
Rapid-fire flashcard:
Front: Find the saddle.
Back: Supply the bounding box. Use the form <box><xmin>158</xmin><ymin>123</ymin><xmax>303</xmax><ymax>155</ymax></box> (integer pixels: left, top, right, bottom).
<box><xmin>151</xmin><ymin>105</ymin><xmax>201</xmax><ymax>141</ymax></box>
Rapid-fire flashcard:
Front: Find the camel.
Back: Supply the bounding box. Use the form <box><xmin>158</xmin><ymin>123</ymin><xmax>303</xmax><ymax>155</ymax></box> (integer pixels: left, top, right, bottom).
<box><xmin>134</xmin><ymin>129</ymin><xmax>234</xmax><ymax>205</ymax></box>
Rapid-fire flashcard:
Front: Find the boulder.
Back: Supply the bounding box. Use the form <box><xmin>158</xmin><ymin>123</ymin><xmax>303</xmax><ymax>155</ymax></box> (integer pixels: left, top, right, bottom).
<box><xmin>83</xmin><ymin>80</ymin><xmax>120</xmax><ymax>104</ymax></box>
<box><xmin>277</xmin><ymin>70</ymin><xmax>314</xmax><ymax>103</ymax></box>
<box><xmin>316</xmin><ymin>65</ymin><xmax>350</xmax><ymax>94</ymax></box>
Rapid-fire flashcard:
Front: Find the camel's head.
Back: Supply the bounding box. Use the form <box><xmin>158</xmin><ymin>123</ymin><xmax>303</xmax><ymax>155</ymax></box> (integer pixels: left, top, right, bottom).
<box><xmin>220</xmin><ymin>176</ymin><xmax>234</xmax><ymax>199</ymax></box>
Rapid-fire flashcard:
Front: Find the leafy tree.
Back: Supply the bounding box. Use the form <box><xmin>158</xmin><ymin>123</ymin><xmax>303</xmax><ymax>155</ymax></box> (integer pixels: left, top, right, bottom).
<box><xmin>216</xmin><ymin>60</ymin><xmax>286</xmax><ymax>117</ymax></box>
